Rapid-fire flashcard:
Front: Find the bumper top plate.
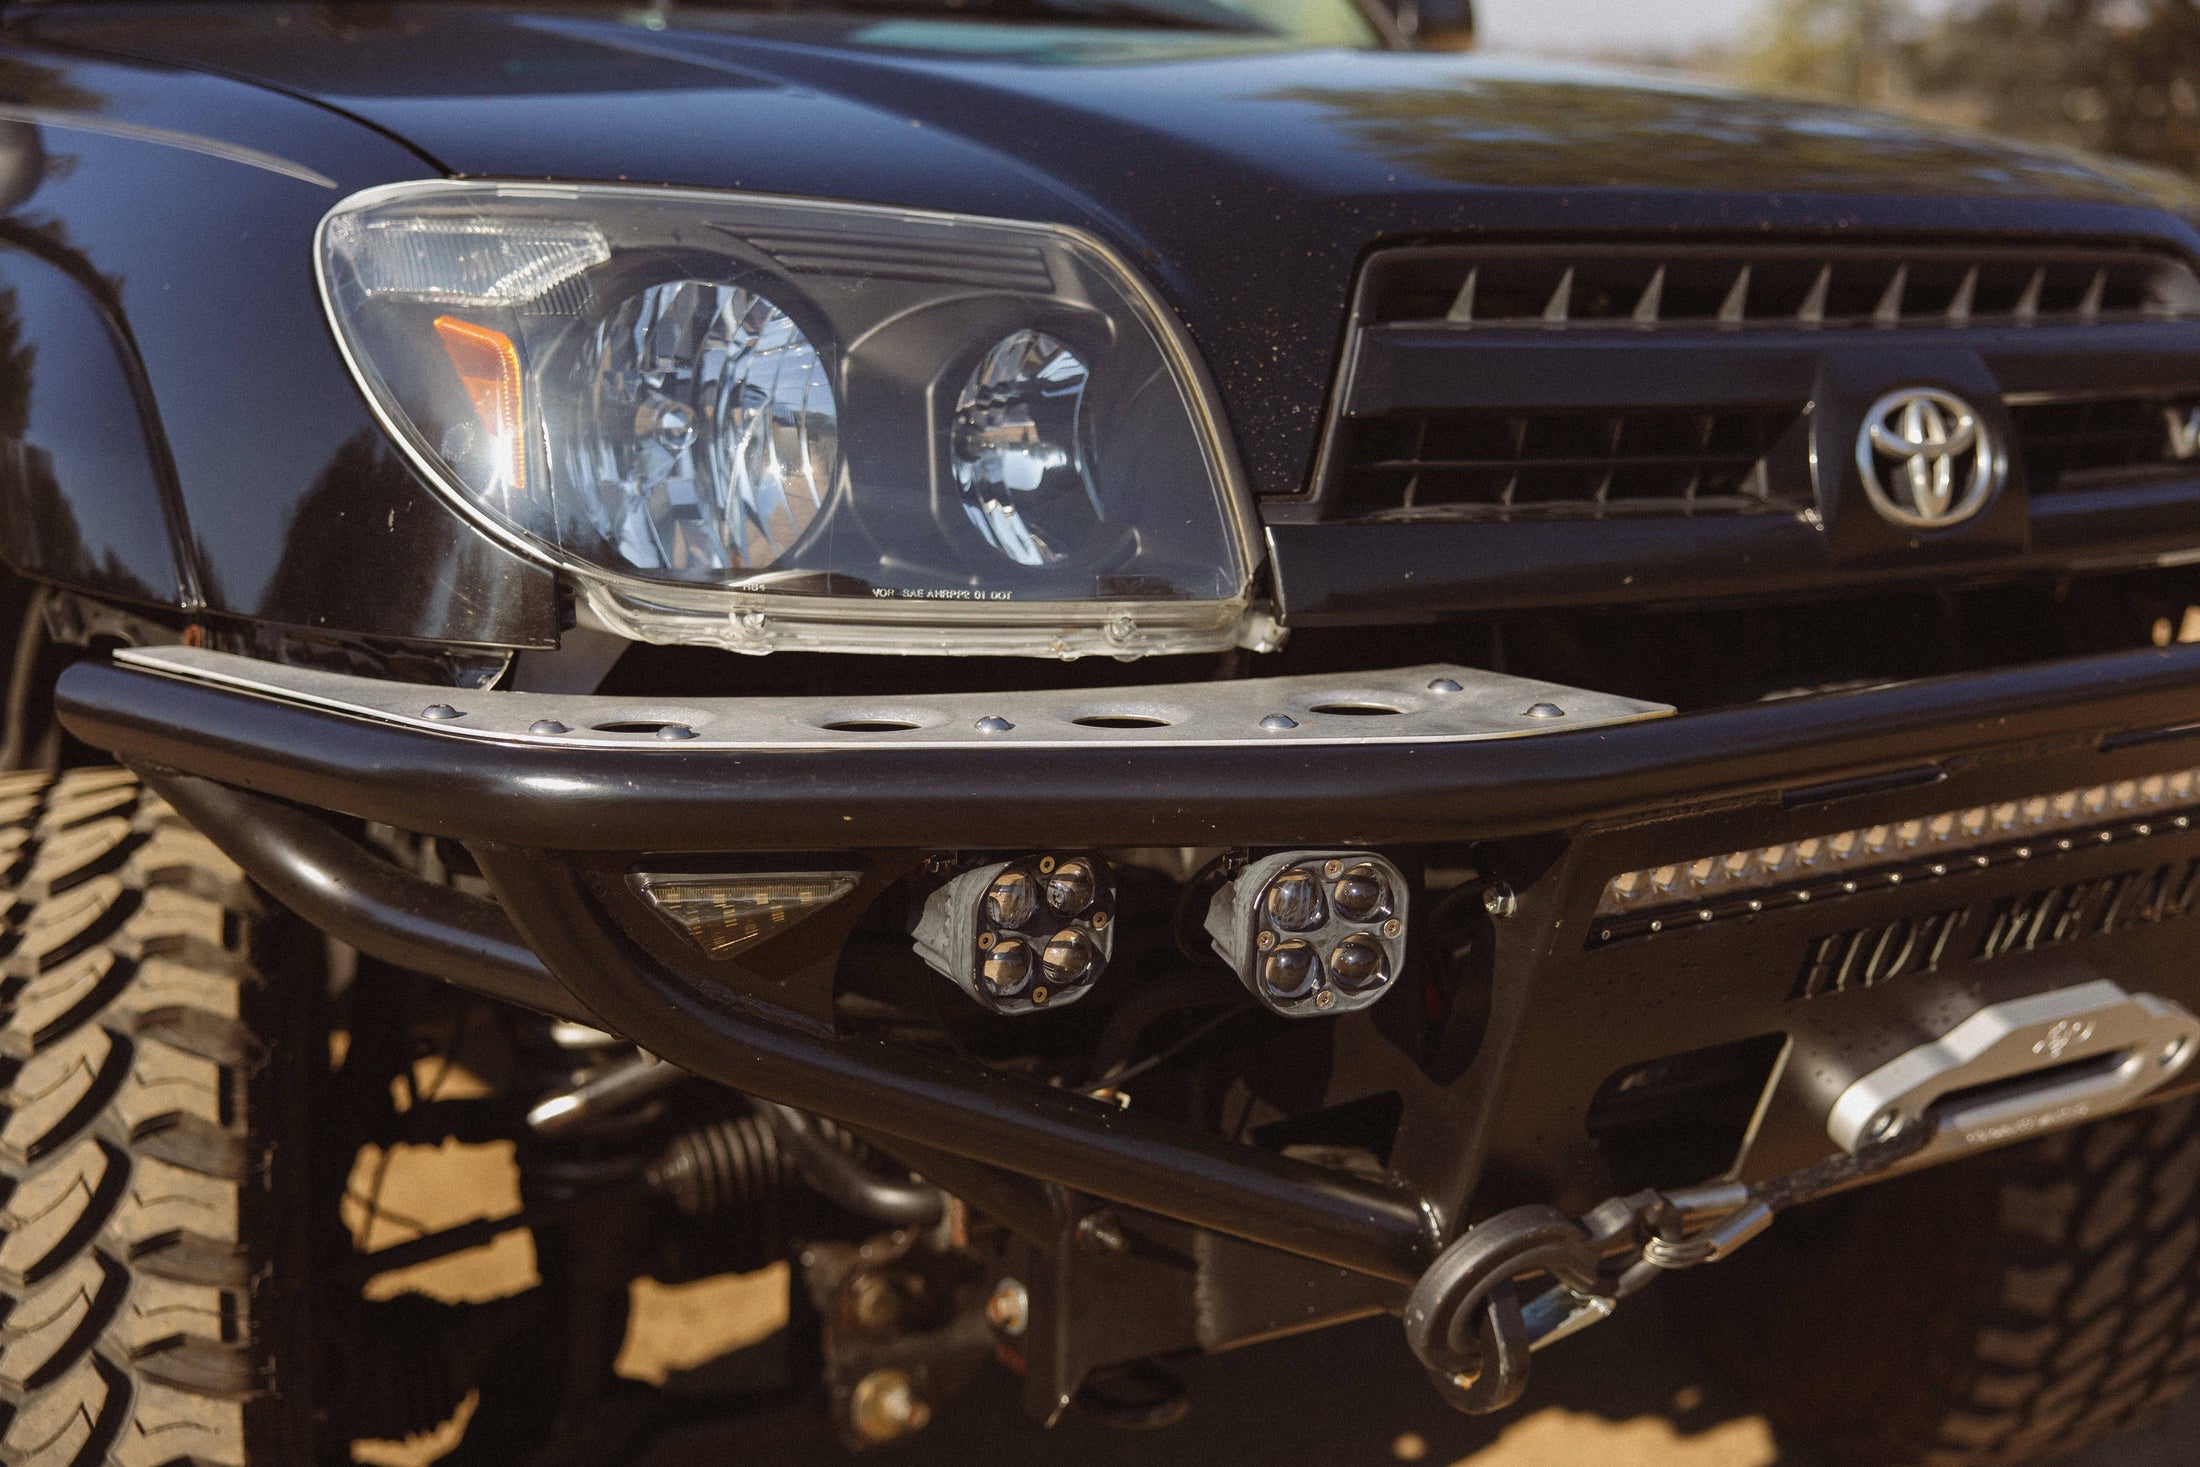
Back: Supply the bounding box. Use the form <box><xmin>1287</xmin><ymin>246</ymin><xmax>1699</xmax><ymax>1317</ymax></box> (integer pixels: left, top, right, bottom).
<box><xmin>113</xmin><ymin>648</ymin><xmax>1672</xmax><ymax>752</ymax></box>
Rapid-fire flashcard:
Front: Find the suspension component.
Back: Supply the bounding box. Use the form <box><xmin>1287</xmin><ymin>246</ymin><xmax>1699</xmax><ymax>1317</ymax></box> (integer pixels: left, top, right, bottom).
<box><xmin>527</xmin><ymin>1051</ymin><xmax>683</xmax><ymax>1135</ymax></box>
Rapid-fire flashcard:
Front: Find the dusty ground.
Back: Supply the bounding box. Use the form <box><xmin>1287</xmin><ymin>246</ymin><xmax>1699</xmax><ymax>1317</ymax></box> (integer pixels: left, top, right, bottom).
<box><xmin>342</xmin><ymin>1134</ymin><xmax>2200</xmax><ymax>1467</ymax></box>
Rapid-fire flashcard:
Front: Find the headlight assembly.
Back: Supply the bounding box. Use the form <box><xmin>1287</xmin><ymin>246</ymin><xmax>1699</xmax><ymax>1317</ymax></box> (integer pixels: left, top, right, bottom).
<box><xmin>317</xmin><ymin>181</ymin><xmax>1265</xmax><ymax>658</ymax></box>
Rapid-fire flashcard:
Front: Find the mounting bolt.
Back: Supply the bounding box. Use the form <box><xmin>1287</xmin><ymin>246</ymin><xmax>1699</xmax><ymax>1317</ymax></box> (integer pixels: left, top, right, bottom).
<box><xmin>844</xmin><ymin>1272</ymin><xmax>901</xmax><ymax>1333</ymax></box>
<box><xmin>1866</xmin><ymin>1110</ymin><xmax>1902</xmax><ymax>1142</ymax></box>
<box><xmin>1314</xmin><ymin>989</ymin><xmax>1337</xmax><ymax>1010</ymax></box>
<box><xmin>1427</xmin><ymin>677</ymin><xmax>1463</xmax><ymax>694</ymax></box>
<box><xmin>655</xmin><ymin>724</ymin><xmax>697</xmax><ymax>741</ymax></box>
<box><xmin>1260</xmin><ymin>714</ymin><xmax>1299</xmax><ymax>732</ymax></box>
<box><xmin>849</xmin><ymin>1369</ymin><xmax>931</xmax><ymax>1444</ymax></box>
<box><xmin>1525</xmin><ymin>702</ymin><xmax>1566</xmax><ymax>719</ymax></box>
<box><xmin>975</xmin><ymin>715</ymin><xmax>1014</xmax><ymax>734</ymax></box>
<box><xmin>1483</xmin><ymin>883</ymin><xmax>1518</xmax><ymax>920</ymax></box>
<box><xmin>985</xmin><ymin>1278</ymin><xmax>1030</xmax><ymax>1336</ymax></box>
<box><xmin>1076</xmin><ymin>1212</ymin><xmax>1127</xmax><ymax>1253</ymax></box>
<box><xmin>421</xmin><ymin>703</ymin><xmax>464</xmax><ymax>721</ymax></box>
<box><xmin>528</xmin><ymin>719</ymin><xmax>570</xmax><ymax>735</ymax></box>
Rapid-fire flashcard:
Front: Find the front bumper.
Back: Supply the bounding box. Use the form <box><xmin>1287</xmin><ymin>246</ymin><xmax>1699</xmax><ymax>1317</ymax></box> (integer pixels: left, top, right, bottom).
<box><xmin>52</xmin><ymin>642</ymin><xmax>2200</xmax><ymax>1289</ymax></box>
<box><xmin>52</xmin><ymin>642</ymin><xmax>2200</xmax><ymax>850</ymax></box>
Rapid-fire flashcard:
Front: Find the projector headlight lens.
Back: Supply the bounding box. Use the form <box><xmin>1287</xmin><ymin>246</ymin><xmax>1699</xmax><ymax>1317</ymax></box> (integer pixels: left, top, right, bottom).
<box><xmin>953</xmin><ymin>331</ymin><xmax>1094</xmax><ymax>568</ymax></box>
<box><xmin>318</xmin><ymin>181</ymin><xmax>1260</xmax><ymax>658</ymax></box>
<box><xmin>566</xmin><ymin>281</ymin><xmax>838</xmax><ymax>578</ymax></box>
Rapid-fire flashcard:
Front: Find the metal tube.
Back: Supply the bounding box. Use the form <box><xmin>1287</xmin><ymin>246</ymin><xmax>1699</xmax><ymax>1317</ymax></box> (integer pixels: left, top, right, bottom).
<box><xmin>59</xmin><ymin>645</ymin><xmax>2200</xmax><ymax>852</ymax></box>
<box><xmin>526</xmin><ymin>1053</ymin><xmax>684</xmax><ymax>1135</ymax></box>
<box><xmin>141</xmin><ymin>767</ymin><xmax>593</xmax><ymax>1024</ymax></box>
<box><xmin>474</xmin><ymin>844</ymin><xmax>1444</xmax><ymax>1283</ymax></box>
<box><xmin>138</xmin><ymin>772</ymin><xmax>1440</xmax><ymax>1281</ymax></box>
<box><xmin>758</xmin><ymin>1102</ymin><xmax>945</xmax><ymax>1230</ymax></box>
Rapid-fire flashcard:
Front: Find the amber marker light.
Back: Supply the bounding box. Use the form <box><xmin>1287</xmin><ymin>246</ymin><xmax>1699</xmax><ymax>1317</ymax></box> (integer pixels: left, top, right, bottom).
<box><xmin>432</xmin><ymin>314</ymin><xmax>527</xmax><ymax>490</ymax></box>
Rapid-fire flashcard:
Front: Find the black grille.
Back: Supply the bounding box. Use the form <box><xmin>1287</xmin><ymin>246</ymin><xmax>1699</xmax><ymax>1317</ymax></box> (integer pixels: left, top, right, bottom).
<box><xmin>1362</xmin><ymin>244</ymin><xmax>2200</xmax><ymax>331</ymax></box>
<box><xmin>1328</xmin><ymin>405</ymin><xmax>1805</xmax><ymax>521</ymax></box>
<box><xmin>2012</xmin><ymin>392</ymin><xmax>2200</xmax><ymax>492</ymax></box>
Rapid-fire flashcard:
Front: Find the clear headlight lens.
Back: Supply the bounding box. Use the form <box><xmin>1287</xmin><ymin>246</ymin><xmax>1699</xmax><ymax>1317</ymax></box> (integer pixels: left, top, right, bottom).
<box><xmin>318</xmin><ymin>181</ymin><xmax>1262</xmax><ymax>658</ymax></box>
<box><xmin>566</xmin><ymin>281</ymin><xmax>837</xmax><ymax>577</ymax></box>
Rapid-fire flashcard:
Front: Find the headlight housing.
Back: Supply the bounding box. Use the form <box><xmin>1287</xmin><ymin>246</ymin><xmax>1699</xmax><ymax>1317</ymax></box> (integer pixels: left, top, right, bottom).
<box><xmin>317</xmin><ymin>181</ymin><xmax>1264</xmax><ymax>658</ymax></box>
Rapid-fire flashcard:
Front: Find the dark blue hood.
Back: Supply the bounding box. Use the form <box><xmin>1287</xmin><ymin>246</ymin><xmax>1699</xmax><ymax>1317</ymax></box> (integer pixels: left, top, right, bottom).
<box><xmin>36</xmin><ymin>3</ymin><xmax>2200</xmax><ymax>493</ymax></box>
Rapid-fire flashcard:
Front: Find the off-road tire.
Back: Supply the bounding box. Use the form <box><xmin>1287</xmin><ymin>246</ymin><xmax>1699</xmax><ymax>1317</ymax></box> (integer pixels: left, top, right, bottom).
<box><xmin>0</xmin><ymin>767</ymin><xmax>317</xmax><ymax>1466</ymax></box>
<box><xmin>1684</xmin><ymin>1096</ymin><xmax>2200</xmax><ymax>1465</ymax></box>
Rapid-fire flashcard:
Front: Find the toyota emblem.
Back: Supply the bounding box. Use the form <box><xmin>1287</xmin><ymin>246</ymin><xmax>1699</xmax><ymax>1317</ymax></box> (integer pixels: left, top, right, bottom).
<box><xmin>1855</xmin><ymin>387</ymin><xmax>2004</xmax><ymax>529</ymax></box>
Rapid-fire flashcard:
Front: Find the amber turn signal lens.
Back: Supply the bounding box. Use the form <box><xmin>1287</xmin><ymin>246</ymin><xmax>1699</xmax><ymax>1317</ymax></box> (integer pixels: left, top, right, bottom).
<box><xmin>629</xmin><ymin>871</ymin><xmax>861</xmax><ymax>959</ymax></box>
<box><xmin>433</xmin><ymin>314</ymin><xmax>527</xmax><ymax>491</ymax></box>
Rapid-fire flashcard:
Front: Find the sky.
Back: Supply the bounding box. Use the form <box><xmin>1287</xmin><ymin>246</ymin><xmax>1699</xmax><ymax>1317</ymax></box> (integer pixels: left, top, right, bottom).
<box><xmin>1473</xmin><ymin>0</ymin><xmax>1962</xmax><ymax>58</ymax></box>
<box><xmin>1473</xmin><ymin>0</ymin><xmax>1766</xmax><ymax>55</ymax></box>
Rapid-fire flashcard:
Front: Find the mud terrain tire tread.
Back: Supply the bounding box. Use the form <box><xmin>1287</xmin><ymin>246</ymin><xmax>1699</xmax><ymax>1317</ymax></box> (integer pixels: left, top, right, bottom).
<box><xmin>0</xmin><ymin>767</ymin><xmax>304</xmax><ymax>1467</ymax></box>
<box><xmin>1687</xmin><ymin>1097</ymin><xmax>2200</xmax><ymax>1465</ymax></box>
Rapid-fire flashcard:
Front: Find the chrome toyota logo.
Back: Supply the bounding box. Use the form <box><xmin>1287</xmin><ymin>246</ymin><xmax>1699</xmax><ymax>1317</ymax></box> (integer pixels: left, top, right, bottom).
<box><xmin>1855</xmin><ymin>387</ymin><xmax>2004</xmax><ymax>529</ymax></box>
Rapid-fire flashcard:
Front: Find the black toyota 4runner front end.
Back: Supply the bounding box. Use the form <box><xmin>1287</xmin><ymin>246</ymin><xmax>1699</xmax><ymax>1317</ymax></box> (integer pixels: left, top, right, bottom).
<box><xmin>0</xmin><ymin>5</ymin><xmax>2198</xmax><ymax>1463</ymax></box>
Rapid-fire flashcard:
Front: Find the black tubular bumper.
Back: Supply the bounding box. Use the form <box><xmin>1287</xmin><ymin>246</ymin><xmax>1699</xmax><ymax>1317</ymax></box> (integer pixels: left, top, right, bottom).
<box><xmin>49</xmin><ymin>643</ymin><xmax>2200</xmax><ymax>1289</ymax></box>
<box><xmin>50</xmin><ymin>643</ymin><xmax>2200</xmax><ymax>851</ymax></box>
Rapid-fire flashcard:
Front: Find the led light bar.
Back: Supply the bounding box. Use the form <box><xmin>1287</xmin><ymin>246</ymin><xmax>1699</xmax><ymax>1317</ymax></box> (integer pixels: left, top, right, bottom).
<box><xmin>1597</xmin><ymin>767</ymin><xmax>2200</xmax><ymax>926</ymax></box>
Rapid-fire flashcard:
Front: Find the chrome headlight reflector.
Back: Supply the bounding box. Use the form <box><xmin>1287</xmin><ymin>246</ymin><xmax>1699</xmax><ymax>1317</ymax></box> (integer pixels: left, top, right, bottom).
<box><xmin>318</xmin><ymin>182</ymin><xmax>1260</xmax><ymax>658</ymax></box>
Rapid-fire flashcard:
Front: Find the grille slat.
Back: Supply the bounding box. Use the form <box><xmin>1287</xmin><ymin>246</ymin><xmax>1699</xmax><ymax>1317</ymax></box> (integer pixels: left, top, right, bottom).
<box><xmin>1331</xmin><ymin>406</ymin><xmax>1803</xmax><ymax>522</ymax></box>
<box><xmin>2012</xmin><ymin>391</ymin><xmax>2200</xmax><ymax>492</ymax></box>
<box><xmin>1364</xmin><ymin>245</ymin><xmax>2200</xmax><ymax>331</ymax></box>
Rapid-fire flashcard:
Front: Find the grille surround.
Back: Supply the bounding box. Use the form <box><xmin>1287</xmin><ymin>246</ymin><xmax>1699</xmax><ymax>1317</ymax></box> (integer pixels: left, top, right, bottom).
<box><xmin>1274</xmin><ymin>234</ymin><xmax>2200</xmax><ymax>618</ymax></box>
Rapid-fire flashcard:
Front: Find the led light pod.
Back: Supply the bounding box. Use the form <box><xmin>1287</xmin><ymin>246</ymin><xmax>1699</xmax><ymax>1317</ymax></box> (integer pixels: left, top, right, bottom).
<box><xmin>1206</xmin><ymin>852</ymin><xmax>1408</xmax><ymax>1017</ymax></box>
<box><xmin>912</xmin><ymin>855</ymin><xmax>1115</xmax><ymax>1015</ymax></box>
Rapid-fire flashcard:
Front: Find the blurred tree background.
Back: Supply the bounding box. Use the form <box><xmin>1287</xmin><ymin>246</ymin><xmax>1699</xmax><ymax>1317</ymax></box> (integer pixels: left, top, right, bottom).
<box><xmin>1738</xmin><ymin>1</ymin><xmax>2200</xmax><ymax>176</ymax></box>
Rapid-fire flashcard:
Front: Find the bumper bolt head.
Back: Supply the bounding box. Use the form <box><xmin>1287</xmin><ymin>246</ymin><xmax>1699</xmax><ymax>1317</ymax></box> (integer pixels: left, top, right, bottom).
<box><xmin>844</xmin><ymin>1272</ymin><xmax>902</xmax><ymax>1333</ymax></box>
<box><xmin>422</xmin><ymin>703</ymin><xmax>464</xmax><ymax>721</ymax></box>
<box><xmin>986</xmin><ymin>1278</ymin><xmax>1030</xmax><ymax>1336</ymax></box>
<box><xmin>1076</xmin><ymin>1212</ymin><xmax>1127</xmax><ymax>1252</ymax></box>
<box><xmin>528</xmin><ymin>719</ymin><xmax>570</xmax><ymax>735</ymax></box>
<box><xmin>655</xmin><ymin>724</ymin><xmax>697</xmax><ymax>741</ymax></box>
<box><xmin>1259</xmin><ymin>714</ymin><xmax>1298</xmax><ymax>732</ymax></box>
<box><xmin>849</xmin><ymin>1369</ymin><xmax>931</xmax><ymax>1444</ymax></box>
<box><xmin>1483</xmin><ymin>883</ymin><xmax>1518</xmax><ymax>919</ymax></box>
<box><xmin>975</xmin><ymin>715</ymin><xmax>1014</xmax><ymax>733</ymax></box>
<box><xmin>1428</xmin><ymin>677</ymin><xmax>1463</xmax><ymax>694</ymax></box>
<box><xmin>1525</xmin><ymin>702</ymin><xmax>1565</xmax><ymax>719</ymax></box>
